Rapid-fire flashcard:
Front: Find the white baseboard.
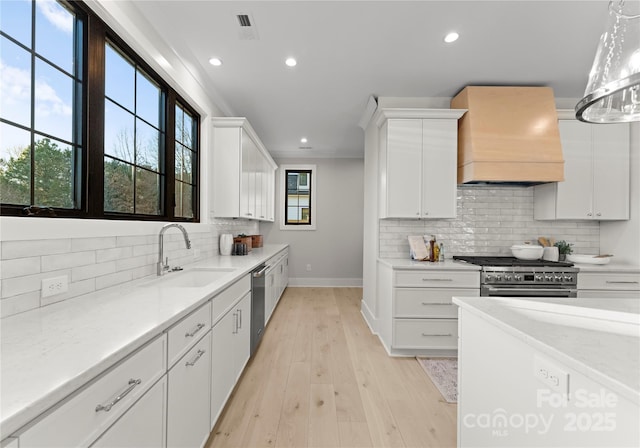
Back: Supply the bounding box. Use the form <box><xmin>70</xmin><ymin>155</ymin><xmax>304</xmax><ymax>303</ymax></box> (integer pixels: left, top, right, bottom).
<box><xmin>360</xmin><ymin>299</ymin><xmax>378</xmax><ymax>335</ymax></box>
<box><xmin>287</xmin><ymin>278</ymin><xmax>363</xmax><ymax>287</ymax></box>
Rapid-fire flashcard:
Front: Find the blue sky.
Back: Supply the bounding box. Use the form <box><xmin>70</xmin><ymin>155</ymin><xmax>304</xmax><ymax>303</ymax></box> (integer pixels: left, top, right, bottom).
<box><xmin>1</xmin><ymin>0</ymin><xmax>75</xmax><ymax>158</ymax></box>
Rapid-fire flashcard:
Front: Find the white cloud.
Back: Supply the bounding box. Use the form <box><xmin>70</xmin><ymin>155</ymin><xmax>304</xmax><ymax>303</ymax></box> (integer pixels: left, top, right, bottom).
<box><xmin>34</xmin><ymin>78</ymin><xmax>72</xmax><ymax>116</ymax></box>
<box><xmin>36</xmin><ymin>0</ymin><xmax>73</xmax><ymax>34</ymax></box>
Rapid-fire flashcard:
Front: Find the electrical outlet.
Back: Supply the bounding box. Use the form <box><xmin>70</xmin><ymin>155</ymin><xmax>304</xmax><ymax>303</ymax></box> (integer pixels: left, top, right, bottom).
<box><xmin>306</xmin><ymin>264</ymin><xmax>312</xmax><ymax>272</ymax></box>
<box><xmin>534</xmin><ymin>355</ymin><xmax>569</xmax><ymax>395</ymax></box>
<box><xmin>41</xmin><ymin>275</ymin><xmax>69</xmax><ymax>298</ymax></box>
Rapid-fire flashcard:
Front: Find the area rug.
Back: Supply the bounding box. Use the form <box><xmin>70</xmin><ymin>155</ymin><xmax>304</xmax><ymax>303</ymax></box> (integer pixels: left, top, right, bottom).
<box><xmin>416</xmin><ymin>357</ymin><xmax>457</xmax><ymax>403</ymax></box>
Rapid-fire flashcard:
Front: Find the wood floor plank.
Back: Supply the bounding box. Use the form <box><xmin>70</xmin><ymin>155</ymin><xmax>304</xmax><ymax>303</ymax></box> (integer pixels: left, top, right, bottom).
<box><xmin>275</xmin><ymin>361</ymin><xmax>311</xmax><ymax>448</ymax></box>
<box><xmin>207</xmin><ymin>287</ymin><xmax>457</xmax><ymax>448</ymax></box>
<box><xmin>308</xmin><ymin>383</ymin><xmax>339</xmax><ymax>447</ymax></box>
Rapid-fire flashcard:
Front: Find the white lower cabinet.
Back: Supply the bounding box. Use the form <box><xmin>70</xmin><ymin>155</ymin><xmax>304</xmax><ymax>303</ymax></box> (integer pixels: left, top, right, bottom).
<box><xmin>167</xmin><ymin>331</ymin><xmax>211</xmax><ymax>448</ymax></box>
<box><xmin>91</xmin><ymin>376</ymin><xmax>167</xmax><ymax>448</ymax></box>
<box><xmin>265</xmin><ymin>250</ymin><xmax>289</xmax><ymax>324</ymax></box>
<box><xmin>577</xmin><ymin>271</ymin><xmax>640</xmax><ymax>298</ymax></box>
<box><xmin>19</xmin><ymin>335</ymin><xmax>167</xmax><ymax>448</ymax></box>
<box><xmin>378</xmin><ymin>262</ymin><xmax>480</xmax><ymax>356</ymax></box>
<box><xmin>210</xmin><ymin>292</ymin><xmax>251</xmax><ymax>428</ymax></box>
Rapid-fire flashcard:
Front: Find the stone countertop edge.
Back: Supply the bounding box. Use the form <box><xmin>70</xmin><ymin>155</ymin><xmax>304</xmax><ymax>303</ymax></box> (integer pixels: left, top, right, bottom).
<box><xmin>570</xmin><ymin>261</ymin><xmax>640</xmax><ymax>273</ymax></box>
<box><xmin>377</xmin><ymin>258</ymin><xmax>481</xmax><ymax>270</ymax></box>
<box><xmin>453</xmin><ymin>296</ymin><xmax>640</xmax><ymax>406</ymax></box>
<box><xmin>0</xmin><ymin>244</ymin><xmax>289</xmax><ymax>438</ymax></box>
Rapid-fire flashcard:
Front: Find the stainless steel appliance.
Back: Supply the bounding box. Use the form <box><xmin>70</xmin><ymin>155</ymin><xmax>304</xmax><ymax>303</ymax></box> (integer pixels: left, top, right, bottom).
<box><xmin>453</xmin><ymin>256</ymin><xmax>578</xmax><ymax>298</ymax></box>
<box><xmin>250</xmin><ymin>264</ymin><xmax>268</xmax><ymax>356</ymax></box>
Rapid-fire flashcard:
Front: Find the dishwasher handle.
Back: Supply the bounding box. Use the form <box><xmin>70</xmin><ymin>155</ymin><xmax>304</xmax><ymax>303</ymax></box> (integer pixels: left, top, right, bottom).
<box><xmin>253</xmin><ymin>265</ymin><xmax>269</xmax><ymax>278</ymax></box>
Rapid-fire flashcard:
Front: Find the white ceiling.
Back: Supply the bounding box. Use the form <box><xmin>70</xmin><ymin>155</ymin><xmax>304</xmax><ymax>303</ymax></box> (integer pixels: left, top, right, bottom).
<box><xmin>130</xmin><ymin>0</ymin><xmax>610</xmax><ymax>159</ymax></box>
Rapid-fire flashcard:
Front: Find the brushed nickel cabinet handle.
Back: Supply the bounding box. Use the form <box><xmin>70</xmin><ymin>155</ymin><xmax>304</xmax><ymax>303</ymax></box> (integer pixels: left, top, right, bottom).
<box><xmin>421</xmin><ymin>302</ymin><xmax>450</xmax><ymax>306</ymax></box>
<box><xmin>422</xmin><ymin>278</ymin><xmax>453</xmax><ymax>282</ymax></box>
<box><xmin>95</xmin><ymin>378</ymin><xmax>141</xmax><ymax>412</ymax></box>
<box><xmin>185</xmin><ymin>349</ymin><xmax>206</xmax><ymax>367</ymax></box>
<box><xmin>422</xmin><ymin>333</ymin><xmax>452</xmax><ymax>337</ymax></box>
<box><xmin>185</xmin><ymin>323</ymin><xmax>206</xmax><ymax>338</ymax></box>
<box><xmin>606</xmin><ymin>281</ymin><xmax>639</xmax><ymax>284</ymax></box>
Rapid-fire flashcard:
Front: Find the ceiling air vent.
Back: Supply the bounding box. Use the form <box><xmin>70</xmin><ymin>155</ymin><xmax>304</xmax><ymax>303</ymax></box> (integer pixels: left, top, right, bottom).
<box><xmin>236</xmin><ymin>13</ymin><xmax>258</xmax><ymax>40</ymax></box>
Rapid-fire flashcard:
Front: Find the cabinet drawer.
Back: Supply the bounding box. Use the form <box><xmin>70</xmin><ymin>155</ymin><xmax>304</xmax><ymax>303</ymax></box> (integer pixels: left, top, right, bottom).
<box><xmin>395</xmin><ymin>270</ymin><xmax>479</xmax><ymax>288</ymax></box>
<box><xmin>167</xmin><ymin>301</ymin><xmax>211</xmax><ymax>368</ymax></box>
<box><xmin>20</xmin><ymin>335</ymin><xmax>166</xmax><ymax>448</ymax></box>
<box><xmin>395</xmin><ymin>288</ymin><xmax>478</xmax><ymax>318</ymax></box>
<box><xmin>212</xmin><ymin>274</ymin><xmax>251</xmax><ymax>323</ymax></box>
<box><xmin>578</xmin><ymin>272</ymin><xmax>640</xmax><ymax>291</ymax></box>
<box><xmin>393</xmin><ymin>319</ymin><xmax>458</xmax><ymax>349</ymax></box>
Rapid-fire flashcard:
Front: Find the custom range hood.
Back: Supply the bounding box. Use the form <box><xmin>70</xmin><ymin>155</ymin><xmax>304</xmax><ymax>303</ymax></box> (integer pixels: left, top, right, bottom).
<box><xmin>451</xmin><ymin>86</ymin><xmax>564</xmax><ymax>184</ymax></box>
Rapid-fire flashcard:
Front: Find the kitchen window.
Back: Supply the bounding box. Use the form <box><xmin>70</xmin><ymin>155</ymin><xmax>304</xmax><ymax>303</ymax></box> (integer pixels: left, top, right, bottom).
<box><xmin>281</xmin><ymin>164</ymin><xmax>316</xmax><ymax>230</ymax></box>
<box><xmin>0</xmin><ymin>0</ymin><xmax>200</xmax><ymax>222</ymax></box>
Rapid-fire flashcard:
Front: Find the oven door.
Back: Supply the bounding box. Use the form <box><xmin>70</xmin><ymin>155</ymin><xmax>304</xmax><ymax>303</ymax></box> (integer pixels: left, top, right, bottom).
<box><xmin>482</xmin><ymin>285</ymin><xmax>577</xmax><ymax>298</ymax></box>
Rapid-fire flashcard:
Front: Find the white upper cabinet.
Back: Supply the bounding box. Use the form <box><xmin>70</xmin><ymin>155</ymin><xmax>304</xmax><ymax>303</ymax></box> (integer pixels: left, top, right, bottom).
<box><xmin>534</xmin><ymin>112</ymin><xmax>630</xmax><ymax>220</ymax></box>
<box><xmin>378</xmin><ymin>109</ymin><xmax>465</xmax><ymax>219</ymax></box>
<box><xmin>212</xmin><ymin>118</ymin><xmax>277</xmax><ymax>221</ymax></box>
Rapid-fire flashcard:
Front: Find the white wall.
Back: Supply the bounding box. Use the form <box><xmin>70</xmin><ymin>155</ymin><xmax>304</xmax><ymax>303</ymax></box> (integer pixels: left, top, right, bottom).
<box><xmin>260</xmin><ymin>158</ymin><xmax>364</xmax><ymax>286</ymax></box>
<box><xmin>600</xmin><ymin>122</ymin><xmax>640</xmax><ymax>264</ymax></box>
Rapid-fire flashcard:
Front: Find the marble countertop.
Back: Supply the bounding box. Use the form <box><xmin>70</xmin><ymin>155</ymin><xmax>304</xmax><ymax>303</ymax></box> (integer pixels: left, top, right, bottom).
<box><xmin>378</xmin><ymin>258</ymin><xmax>481</xmax><ymax>271</ymax></box>
<box><xmin>453</xmin><ymin>296</ymin><xmax>640</xmax><ymax>405</ymax></box>
<box><xmin>570</xmin><ymin>260</ymin><xmax>640</xmax><ymax>273</ymax></box>
<box><xmin>0</xmin><ymin>244</ymin><xmax>288</xmax><ymax>438</ymax></box>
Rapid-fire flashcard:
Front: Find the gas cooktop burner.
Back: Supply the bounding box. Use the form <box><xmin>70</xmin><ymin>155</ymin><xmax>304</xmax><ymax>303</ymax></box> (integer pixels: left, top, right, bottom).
<box><xmin>453</xmin><ymin>256</ymin><xmax>574</xmax><ymax>268</ymax></box>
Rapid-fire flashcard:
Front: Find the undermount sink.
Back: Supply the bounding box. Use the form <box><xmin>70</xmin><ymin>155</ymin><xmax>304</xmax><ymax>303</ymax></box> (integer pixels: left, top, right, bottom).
<box><xmin>140</xmin><ymin>267</ymin><xmax>236</xmax><ymax>288</ymax></box>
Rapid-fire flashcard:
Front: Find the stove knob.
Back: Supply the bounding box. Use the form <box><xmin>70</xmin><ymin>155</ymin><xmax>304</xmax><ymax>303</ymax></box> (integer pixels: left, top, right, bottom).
<box><xmin>504</xmin><ymin>274</ymin><xmax>512</xmax><ymax>281</ymax></box>
<box><xmin>514</xmin><ymin>274</ymin><xmax>522</xmax><ymax>281</ymax></box>
<box><xmin>544</xmin><ymin>275</ymin><xmax>553</xmax><ymax>282</ymax></box>
<box><xmin>564</xmin><ymin>275</ymin><xmax>573</xmax><ymax>282</ymax></box>
<box><xmin>535</xmin><ymin>275</ymin><xmax>543</xmax><ymax>281</ymax></box>
<box><xmin>485</xmin><ymin>274</ymin><xmax>493</xmax><ymax>282</ymax></box>
<box><xmin>495</xmin><ymin>275</ymin><xmax>502</xmax><ymax>282</ymax></box>
<box><xmin>555</xmin><ymin>275</ymin><xmax>563</xmax><ymax>282</ymax></box>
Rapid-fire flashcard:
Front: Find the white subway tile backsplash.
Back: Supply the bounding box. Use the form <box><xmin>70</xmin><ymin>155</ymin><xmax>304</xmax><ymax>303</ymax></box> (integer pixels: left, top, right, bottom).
<box><xmin>380</xmin><ymin>186</ymin><xmax>600</xmax><ymax>259</ymax></box>
<box><xmin>42</xmin><ymin>251</ymin><xmax>96</xmax><ymax>272</ymax></box>
<box><xmin>72</xmin><ymin>261</ymin><xmax>116</xmax><ymax>282</ymax></box>
<box><xmin>1</xmin><ymin>257</ymin><xmax>41</xmax><ymax>279</ymax></box>
<box><xmin>41</xmin><ymin>278</ymin><xmax>96</xmax><ymax>307</ymax></box>
<box><xmin>116</xmin><ymin>254</ymin><xmax>156</xmax><ymax>272</ymax></box>
<box><xmin>96</xmin><ymin>247</ymin><xmax>134</xmax><ymax>263</ymax></box>
<box><xmin>1</xmin><ymin>291</ymin><xmax>41</xmax><ymax>318</ymax></box>
<box><xmin>1</xmin><ymin>269</ymin><xmax>71</xmax><ymax>298</ymax></box>
<box><xmin>71</xmin><ymin>237</ymin><xmax>116</xmax><ymax>252</ymax></box>
<box><xmin>96</xmin><ymin>271</ymin><xmax>133</xmax><ymax>291</ymax></box>
<box><xmin>1</xmin><ymin>239</ymin><xmax>71</xmax><ymax>260</ymax></box>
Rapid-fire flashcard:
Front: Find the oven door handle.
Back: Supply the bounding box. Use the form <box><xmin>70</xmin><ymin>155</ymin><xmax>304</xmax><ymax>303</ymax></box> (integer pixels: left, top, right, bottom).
<box><xmin>486</xmin><ymin>287</ymin><xmax>578</xmax><ymax>296</ymax></box>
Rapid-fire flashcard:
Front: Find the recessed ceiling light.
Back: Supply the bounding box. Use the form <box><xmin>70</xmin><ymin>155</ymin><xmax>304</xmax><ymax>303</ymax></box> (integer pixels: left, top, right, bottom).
<box><xmin>300</xmin><ymin>137</ymin><xmax>308</xmax><ymax>143</ymax></box>
<box><xmin>285</xmin><ymin>57</ymin><xmax>297</xmax><ymax>67</ymax></box>
<box><xmin>209</xmin><ymin>57</ymin><xmax>223</xmax><ymax>66</ymax></box>
<box><xmin>444</xmin><ymin>32</ymin><xmax>459</xmax><ymax>43</ymax></box>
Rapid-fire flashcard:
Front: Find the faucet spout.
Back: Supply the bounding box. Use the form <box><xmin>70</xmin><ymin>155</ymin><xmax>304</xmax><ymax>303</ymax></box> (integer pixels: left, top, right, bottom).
<box><xmin>158</xmin><ymin>223</ymin><xmax>191</xmax><ymax>276</ymax></box>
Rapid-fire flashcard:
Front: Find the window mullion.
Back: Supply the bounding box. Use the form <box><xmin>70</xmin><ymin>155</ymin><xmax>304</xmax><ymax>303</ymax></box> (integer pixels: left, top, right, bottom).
<box><xmin>86</xmin><ymin>15</ymin><xmax>106</xmax><ymax>216</ymax></box>
<box><xmin>166</xmin><ymin>91</ymin><xmax>176</xmax><ymax>220</ymax></box>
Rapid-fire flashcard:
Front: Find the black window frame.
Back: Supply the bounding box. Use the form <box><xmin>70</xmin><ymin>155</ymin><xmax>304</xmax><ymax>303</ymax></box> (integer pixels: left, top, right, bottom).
<box><xmin>284</xmin><ymin>169</ymin><xmax>313</xmax><ymax>226</ymax></box>
<box><xmin>0</xmin><ymin>0</ymin><xmax>200</xmax><ymax>222</ymax></box>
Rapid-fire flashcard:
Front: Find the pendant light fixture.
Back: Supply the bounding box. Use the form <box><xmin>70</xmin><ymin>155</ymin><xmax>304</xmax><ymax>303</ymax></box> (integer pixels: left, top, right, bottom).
<box><xmin>575</xmin><ymin>0</ymin><xmax>640</xmax><ymax>123</ymax></box>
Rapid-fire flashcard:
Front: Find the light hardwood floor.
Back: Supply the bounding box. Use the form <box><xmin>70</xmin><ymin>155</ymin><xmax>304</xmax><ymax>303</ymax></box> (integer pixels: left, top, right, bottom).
<box><xmin>205</xmin><ymin>287</ymin><xmax>457</xmax><ymax>448</ymax></box>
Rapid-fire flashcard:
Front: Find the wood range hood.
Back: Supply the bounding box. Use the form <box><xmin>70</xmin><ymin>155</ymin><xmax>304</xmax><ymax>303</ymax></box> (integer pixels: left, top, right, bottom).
<box><xmin>451</xmin><ymin>86</ymin><xmax>564</xmax><ymax>185</ymax></box>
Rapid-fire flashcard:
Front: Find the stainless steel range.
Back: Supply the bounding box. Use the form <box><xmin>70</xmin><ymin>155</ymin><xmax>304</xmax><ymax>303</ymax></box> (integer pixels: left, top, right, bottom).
<box><xmin>453</xmin><ymin>256</ymin><xmax>579</xmax><ymax>298</ymax></box>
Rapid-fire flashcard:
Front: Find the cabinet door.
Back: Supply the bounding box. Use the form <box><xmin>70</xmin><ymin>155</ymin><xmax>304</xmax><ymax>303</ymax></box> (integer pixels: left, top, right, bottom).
<box><xmin>240</xmin><ymin>131</ymin><xmax>258</xmax><ymax>219</ymax></box>
<box><xmin>91</xmin><ymin>377</ymin><xmax>166</xmax><ymax>448</ymax></box>
<box><xmin>421</xmin><ymin>119</ymin><xmax>457</xmax><ymax>218</ymax></box>
<box><xmin>555</xmin><ymin>120</ymin><xmax>594</xmax><ymax>219</ymax></box>
<box><xmin>211</xmin><ymin>311</ymin><xmax>235</xmax><ymax>427</ymax></box>
<box><xmin>265</xmin><ymin>271</ymin><xmax>276</xmax><ymax>323</ymax></box>
<box><xmin>592</xmin><ymin>123</ymin><xmax>630</xmax><ymax>220</ymax></box>
<box><xmin>167</xmin><ymin>332</ymin><xmax>211</xmax><ymax>448</ymax></box>
<box><xmin>233</xmin><ymin>292</ymin><xmax>252</xmax><ymax>378</ymax></box>
<box><xmin>385</xmin><ymin>119</ymin><xmax>423</xmax><ymax>217</ymax></box>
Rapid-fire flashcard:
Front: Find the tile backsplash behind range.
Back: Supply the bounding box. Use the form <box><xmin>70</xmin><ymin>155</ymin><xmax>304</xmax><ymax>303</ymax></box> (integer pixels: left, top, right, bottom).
<box><xmin>379</xmin><ymin>186</ymin><xmax>600</xmax><ymax>259</ymax></box>
<box><xmin>0</xmin><ymin>218</ymin><xmax>258</xmax><ymax>318</ymax></box>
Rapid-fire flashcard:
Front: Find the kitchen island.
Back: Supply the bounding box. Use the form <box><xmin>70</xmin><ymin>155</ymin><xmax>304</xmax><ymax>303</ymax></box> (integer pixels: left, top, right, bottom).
<box><xmin>454</xmin><ymin>295</ymin><xmax>639</xmax><ymax>447</ymax></box>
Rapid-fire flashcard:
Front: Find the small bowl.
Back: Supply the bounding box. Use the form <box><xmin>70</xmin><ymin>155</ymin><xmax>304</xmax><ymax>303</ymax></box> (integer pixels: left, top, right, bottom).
<box><xmin>511</xmin><ymin>244</ymin><xmax>544</xmax><ymax>260</ymax></box>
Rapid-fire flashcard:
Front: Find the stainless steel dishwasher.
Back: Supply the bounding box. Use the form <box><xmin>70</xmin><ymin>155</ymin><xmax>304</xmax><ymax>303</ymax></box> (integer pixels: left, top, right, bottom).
<box><xmin>250</xmin><ymin>264</ymin><xmax>268</xmax><ymax>356</ymax></box>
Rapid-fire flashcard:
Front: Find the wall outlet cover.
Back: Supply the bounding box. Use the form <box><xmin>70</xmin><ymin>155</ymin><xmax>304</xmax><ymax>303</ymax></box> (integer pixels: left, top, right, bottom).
<box><xmin>41</xmin><ymin>275</ymin><xmax>69</xmax><ymax>298</ymax></box>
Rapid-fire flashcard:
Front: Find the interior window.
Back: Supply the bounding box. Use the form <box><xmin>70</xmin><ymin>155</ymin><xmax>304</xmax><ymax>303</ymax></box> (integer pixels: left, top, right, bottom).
<box><xmin>281</xmin><ymin>164</ymin><xmax>316</xmax><ymax>230</ymax></box>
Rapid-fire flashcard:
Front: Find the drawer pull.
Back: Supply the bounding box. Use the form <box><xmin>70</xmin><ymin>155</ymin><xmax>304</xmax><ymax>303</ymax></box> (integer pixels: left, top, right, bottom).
<box><xmin>95</xmin><ymin>378</ymin><xmax>141</xmax><ymax>412</ymax></box>
<box><xmin>605</xmin><ymin>281</ymin><xmax>639</xmax><ymax>284</ymax></box>
<box><xmin>422</xmin><ymin>278</ymin><xmax>453</xmax><ymax>282</ymax></box>
<box><xmin>185</xmin><ymin>323</ymin><xmax>206</xmax><ymax>338</ymax></box>
<box><xmin>421</xmin><ymin>302</ymin><xmax>450</xmax><ymax>306</ymax></box>
<box><xmin>185</xmin><ymin>349</ymin><xmax>206</xmax><ymax>367</ymax></box>
<box><xmin>232</xmin><ymin>313</ymin><xmax>238</xmax><ymax>334</ymax></box>
<box><xmin>421</xmin><ymin>333</ymin><xmax>452</xmax><ymax>337</ymax></box>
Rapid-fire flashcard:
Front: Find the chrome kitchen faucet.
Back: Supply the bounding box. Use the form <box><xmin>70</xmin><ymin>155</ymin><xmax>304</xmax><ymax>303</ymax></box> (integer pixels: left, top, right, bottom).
<box><xmin>157</xmin><ymin>223</ymin><xmax>191</xmax><ymax>276</ymax></box>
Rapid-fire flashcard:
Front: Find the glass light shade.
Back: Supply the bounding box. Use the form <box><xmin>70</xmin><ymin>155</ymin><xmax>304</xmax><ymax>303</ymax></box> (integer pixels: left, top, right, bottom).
<box><xmin>576</xmin><ymin>0</ymin><xmax>640</xmax><ymax>123</ymax></box>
